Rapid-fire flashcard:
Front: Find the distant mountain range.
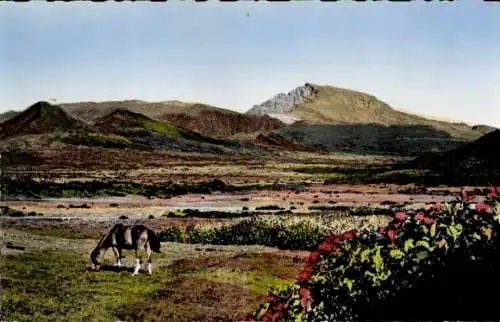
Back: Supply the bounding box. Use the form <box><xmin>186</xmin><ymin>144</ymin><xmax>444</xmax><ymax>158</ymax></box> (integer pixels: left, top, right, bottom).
<box><xmin>0</xmin><ymin>83</ymin><xmax>496</xmax><ymax>157</ymax></box>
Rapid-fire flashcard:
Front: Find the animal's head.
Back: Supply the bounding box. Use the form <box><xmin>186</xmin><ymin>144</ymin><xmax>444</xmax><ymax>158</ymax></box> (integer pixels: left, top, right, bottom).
<box><xmin>89</xmin><ymin>247</ymin><xmax>102</xmax><ymax>271</ymax></box>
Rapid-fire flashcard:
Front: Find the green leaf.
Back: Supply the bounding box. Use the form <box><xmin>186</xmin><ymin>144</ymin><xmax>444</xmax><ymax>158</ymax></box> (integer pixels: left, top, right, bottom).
<box><xmin>430</xmin><ymin>223</ymin><xmax>437</xmax><ymax>238</ymax></box>
<box><xmin>390</xmin><ymin>249</ymin><xmax>405</xmax><ymax>259</ymax></box>
<box><xmin>416</xmin><ymin>240</ymin><xmax>434</xmax><ymax>251</ymax></box>
<box><xmin>404</xmin><ymin>239</ymin><xmax>415</xmax><ymax>252</ymax></box>
<box><xmin>360</xmin><ymin>248</ymin><xmax>371</xmax><ymax>263</ymax></box>
<box><xmin>420</xmin><ymin>225</ymin><xmax>429</xmax><ymax>235</ymax></box>
<box><xmin>343</xmin><ymin>278</ymin><xmax>354</xmax><ymax>292</ymax></box>
<box><xmin>294</xmin><ymin>312</ymin><xmax>305</xmax><ymax>322</ymax></box>
<box><xmin>372</xmin><ymin>246</ymin><xmax>384</xmax><ymax>271</ymax></box>
<box><xmin>447</xmin><ymin>225</ymin><xmax>459</xmax><ymax>241</ymax></box>
<box><xmin>414</xmin><ymin>250</ymin><xmax>429</xmax><ymax>262</ymax></box>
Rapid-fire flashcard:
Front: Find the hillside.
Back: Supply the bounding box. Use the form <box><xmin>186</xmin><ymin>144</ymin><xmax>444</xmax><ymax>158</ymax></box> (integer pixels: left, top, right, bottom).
<box><xmin>248</xmin><ymin>83</ymin><xmax>493</xmax><ymax>140</ymax></box>
<box><xmin>60</xmin><ymin>108</ymin><xmax>250</xmax><ymax>154</ymax></box>
<box><xmin>57</xmin><ymin>100</ymin><xmax>284</xmax><ymax>138</ymax></box>
<box><xmin>93</xmin><ymin>108</ymin><xmax>223</xmax><ymax>144</ymax></box>
<box><xmin>278</xmin><ymin>123</ymin><xmax>466</xmax><ymax>156</ymax></box>
<box><xmin>160</xmin><ymin>110</ymin><xmax>284</xmax><ymax>138</ymax></box>
<box><xmin>0</xmin><ymin>101</ymin><xmax>87</xmax><ymax>139</ymax></box>
<box><xmin>413</xmin><ymin>129</ymin><xmax>500</xmax><ymax>180</ymax></box>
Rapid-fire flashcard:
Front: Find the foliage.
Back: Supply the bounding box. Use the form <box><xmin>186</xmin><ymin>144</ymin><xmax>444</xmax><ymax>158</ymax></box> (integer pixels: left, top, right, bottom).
<box><xmin>158</xmin><ymin>214</ymin><xmax>388</xmax><ymax>251</ymax></box>
<box><xmin>248</xmin><ymin>186</ymin><xmax>500</xmax><ymax>321</ymax></box>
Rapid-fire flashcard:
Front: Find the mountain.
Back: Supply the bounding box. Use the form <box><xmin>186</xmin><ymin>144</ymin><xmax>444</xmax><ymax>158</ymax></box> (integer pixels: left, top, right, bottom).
<box><xmin>0</xmin><ymin>101</ymin><xmax>87</xmax><ymax>139</ymax></box>
<box><xmin>57</xmin><ymin>100</ymin><xmax>285</xmax><ymax>138</ymax></box>
<box><xmin>248</xmin><ymin>83</ymin><xmax>495</xmax><ymax>156</ymax></box>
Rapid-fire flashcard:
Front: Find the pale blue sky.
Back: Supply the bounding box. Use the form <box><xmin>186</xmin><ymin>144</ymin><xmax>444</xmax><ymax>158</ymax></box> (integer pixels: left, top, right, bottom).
<box><xmin>1</xmin><ymin>1</ymin><xmax>499</xmax><ymax>127</ymax></box>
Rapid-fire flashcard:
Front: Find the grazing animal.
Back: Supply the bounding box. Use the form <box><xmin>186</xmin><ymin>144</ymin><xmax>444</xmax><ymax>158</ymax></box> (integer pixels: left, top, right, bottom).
<box><xmin>89</xmin><ymin>223</ymin><xmax>162</xmax><ymax>276</ymax></box>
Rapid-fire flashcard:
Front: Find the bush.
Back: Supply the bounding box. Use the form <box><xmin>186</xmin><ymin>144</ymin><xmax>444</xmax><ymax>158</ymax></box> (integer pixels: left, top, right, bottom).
<box><xmin>248</xmin><ymin>186</ymin><xmax>500</xmax><ymax>321</ymax></box>
<box><xmin>157</xmin><ymin>217</ymin><xmax>327</xmax><ymax>250</ymax></box>
<box><xmin>157</xmin><ymin>214</ymin><xmax>387</xmax><ymax>251</ymax></box>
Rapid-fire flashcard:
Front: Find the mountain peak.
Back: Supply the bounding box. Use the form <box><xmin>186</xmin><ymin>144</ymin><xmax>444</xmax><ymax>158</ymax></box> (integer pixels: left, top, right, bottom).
<box><xmin>0</xmin><ymin>101</ymin><xmax>84</xmax><ymax>138</ymax></box>
<box><xmin>246</xmin><ymin>83</ymin><xmax>314</xmax><ymax>119</ymax></box>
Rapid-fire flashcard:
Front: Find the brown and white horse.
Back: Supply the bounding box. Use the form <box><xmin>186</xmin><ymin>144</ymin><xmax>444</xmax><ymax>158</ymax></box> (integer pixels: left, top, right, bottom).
<box><xmin>89</xmin><ymin>223</ymin><xmax>162</xmax><ymax>275</ymax></box>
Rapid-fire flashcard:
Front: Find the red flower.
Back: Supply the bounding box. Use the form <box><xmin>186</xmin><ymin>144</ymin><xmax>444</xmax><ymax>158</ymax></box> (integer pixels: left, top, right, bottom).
<box><xmin>262</xmin><ymin>314</ymin><xmax>272</xmax><ymax>322</ymax></box>
<box><xmin>305</xmin><ymin>251</ymin><xmax>321</xmax><ymax>264</ymax></box>
<box><xmin>323</xmin><ymin>235</ymin><xmax>343</xmax><ymax>245</ymax></box>
<box><xmin>496</xmin><ymin>186</ymin><xmax>500</xmax><ymax>195</ymax></box>
<box><xmin>379</xmin><ymin>227</ymin><xmax>387</xmax><ymax>234</ymax></box>
<box><xmin>296</xmin><ymin>264</ymin><xmax>313</xmax><ymax>282</ymax></box>
<box><xmin>476</xmin><ymin>202</ymin><xmax>492</xmax><ymax>213</ymax></box>
<box><xmin>342</xmin><ymin>230</ymin><xmax>357</xmax><ymax>240</ymax></box>
<box><xmin>264</xmin><ymin>295</ymin><xmax>277</xmax><ymax>303</ymax></box>
<box><xmin>318</xmin><ymin>241</ymin><xmax>335</xmax><ymax>253</ymax></box>
<box><xmin>422</xmin><ymin>217</ymin><xmax>436</xmax><ymax>225</ymax></box>
<box><xmin>415</xmin><ymin>213</ymin><xmax>425</xmax><ymax>223</ymax></box>
<box><xmin>299</xmin><ymin>287</ymin><xmax>312</xmax><ymax>311</ymax></box>
<box><xmin>387</xmin><ymin>229</ymin><xmax>397</xmax><ymax>242</ymax></box>
<box><xmin>395</xmin><ymin>211</ymin><xmax>409</xmax><ymax>221</ymax></box>
<box><xmin>488</xmin><ymin>186</ymin><xmax>498</xmax><ymax>200</ymax></box>
<box><xmin>271</xmin><ymin>310</ymin><xmax>284</xmax><ymax>322</ymax></box>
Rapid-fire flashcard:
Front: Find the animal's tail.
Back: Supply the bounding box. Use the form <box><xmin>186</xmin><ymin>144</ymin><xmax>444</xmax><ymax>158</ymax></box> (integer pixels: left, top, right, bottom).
<box><xmin>147</xmin><ymin>229</ymin><xmax>162</xmax><ymax>253</ymax></box>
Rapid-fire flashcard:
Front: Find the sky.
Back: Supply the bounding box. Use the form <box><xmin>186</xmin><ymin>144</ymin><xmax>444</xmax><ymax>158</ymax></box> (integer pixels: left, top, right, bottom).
<box><xmin>1</xmin><ymin>1</ymin><xmax>499</xmax><ymax>127</ymax></box>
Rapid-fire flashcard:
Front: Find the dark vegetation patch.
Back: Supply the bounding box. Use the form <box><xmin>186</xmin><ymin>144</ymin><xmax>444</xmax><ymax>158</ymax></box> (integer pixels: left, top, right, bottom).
<box><xmin>1</xmin><ymin>177</ymin><xmax>315</xmax><ymax>200</ymax></box>
<box><xmin>0</xmin><ymin>206</ymin><xmax>42</xmax><ymax>217</ymax></box>
<box><xmin>255</xmin><ymin>205</ymin><xmax>285</xmax><ymax>211</ymax></box>
<box><xmin>68</xmin><ymin>203</ymin><xmax>91</xmax><ymax>209</ymax></box>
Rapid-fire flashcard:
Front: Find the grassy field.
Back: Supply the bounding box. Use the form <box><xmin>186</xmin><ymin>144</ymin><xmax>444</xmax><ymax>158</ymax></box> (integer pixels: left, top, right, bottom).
<box><xmin>1</xmin><ymin>237</ymin><xmax>303</xmax><ymax>322</ymax></box>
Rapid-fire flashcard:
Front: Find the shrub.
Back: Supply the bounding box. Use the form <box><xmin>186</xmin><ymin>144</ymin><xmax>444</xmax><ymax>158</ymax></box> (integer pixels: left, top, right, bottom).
<box><xmin>248</xmin><ymin>186</ymin><xmax>500</xmax><ymax>321</ymax></box>
<box><xmin>157</xmin><ymin>215</ymin><xmax>387</xmax><ymax>251</ymax></box>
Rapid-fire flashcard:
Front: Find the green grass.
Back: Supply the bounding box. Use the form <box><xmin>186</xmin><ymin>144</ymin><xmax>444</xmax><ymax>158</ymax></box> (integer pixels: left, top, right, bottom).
<box><xmin>193</xmin><ymin>267</ymin><xmax>294</xmax><ymax>296</ymax></box>
<box><xmin>142</xmin><ymin>120</ymin><xmax>184</xmax><ymax>137</ymax></box>
<box><xmin>142</xmin><ymin>119</ymin><xmax>225</xmax><ymax>145</ymax></box>
<box><xmin>1</xmin><ymin>250</ymin><xmax>174</xmax><ymax>322</ymax></box>
<box><xmin>1</xmin><ymin>249</ymin><xmax>300</xmax><ymax>321</ymax></box>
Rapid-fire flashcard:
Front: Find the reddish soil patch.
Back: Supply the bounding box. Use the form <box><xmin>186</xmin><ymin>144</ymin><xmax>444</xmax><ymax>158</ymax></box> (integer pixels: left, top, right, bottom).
<box><xmin>172</xmin><ymin>252</ymin><xmax>303</xmax><ymax>280</ymax></box>
<box><xmin>118</xmin><ymin>277</ymin><xmax>260</xmax><ymax>322</ymax></box>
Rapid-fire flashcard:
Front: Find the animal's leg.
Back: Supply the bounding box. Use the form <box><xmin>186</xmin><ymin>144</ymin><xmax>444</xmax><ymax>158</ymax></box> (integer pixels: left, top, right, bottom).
<box><xmin>112</xmin><ymin>247</ymin><xmax>122</xmax><ymax>267</ymax></box>
<box><xmin>146</xmin><ymin>243</ymin><xmax>153</xmax><ymax>275</ymax></box>
<box><xmin>132</xmin><ymin>249</ymin><xmax>141</xmax><ymax>276</ymax></box>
